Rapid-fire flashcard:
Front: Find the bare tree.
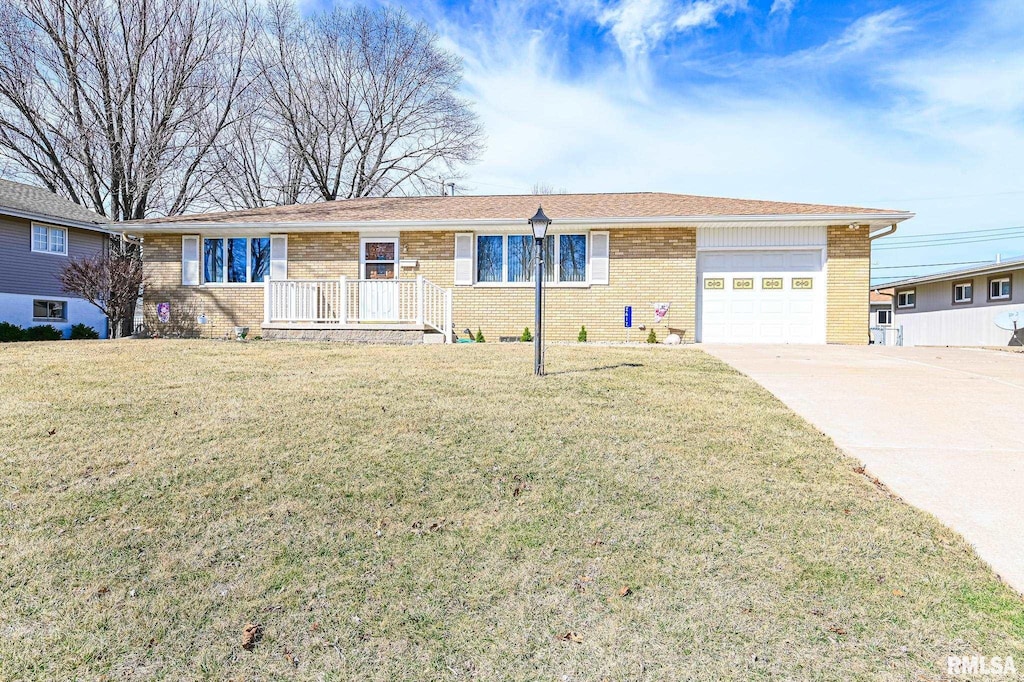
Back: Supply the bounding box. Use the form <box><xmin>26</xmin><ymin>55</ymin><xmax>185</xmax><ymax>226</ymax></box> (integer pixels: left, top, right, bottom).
<box><xmin>531</xmin><ymin>182</ymin><xmax>568</xmax><ymax>195</ymax></box>
<box><xmin>253</xmin><ymin>2</ymin><xmax>484</xmax><ymax>202</ymax></box>
<box><xmin>0</xmin><ymin>0</ymin><xmax>257</xmax><ymax>219</ymax></box>
<box><xmin>59</xmin><ymin>239</ymin><xmax>144</xmax><ymax>338</ymax></box>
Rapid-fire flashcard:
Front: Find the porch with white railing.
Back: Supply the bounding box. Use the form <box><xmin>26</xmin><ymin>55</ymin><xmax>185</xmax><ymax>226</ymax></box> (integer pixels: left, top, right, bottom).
<box><xmin>263</xmin><ymin>275</ymin><xmax>453</xmax><ymax>342</ymax></box>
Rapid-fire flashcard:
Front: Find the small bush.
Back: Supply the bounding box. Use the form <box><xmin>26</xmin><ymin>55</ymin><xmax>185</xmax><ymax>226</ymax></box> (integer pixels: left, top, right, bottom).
<box><xmin>0</xmin><ymin>322</ymin><xmax>24</xmax><ymax>342</ymax></box>
<box><xmin>578</xmin><ymin>325</ymin><xmax>587</xmax><ymax>342</ymax></box>
<box><xmin>475</xmin><ymin>328</ymin><xmax>485</xmax><ymax>343</ymax></box>
<box><xmin>520</xmin><ymin>327</ymin><xmax>532</xmax><ymax>342</ymax></box>
<box><xmin>70</xmin><ymin>323</ymin><xmax>100</xmax><ymax>340</ymax></box>
<box><xmin>24</xmin><ymin>325</ymin><xmax>63</xmax><ymax>341</ymax></box>
<box><xmin>646</xmin><ymin>329</ymin><xmax>657</xmax><ymax>344</ymax></box>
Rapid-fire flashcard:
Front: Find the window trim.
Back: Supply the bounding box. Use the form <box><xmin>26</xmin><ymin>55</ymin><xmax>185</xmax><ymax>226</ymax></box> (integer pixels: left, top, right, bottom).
<box><xmin>876</xmin><ymin>309</ymin><xmax>892</xmax><ymax>325</ymax></box>
<box><xmin>896</xmin><ymin>289</ymin><xmax>916</xmax><ymax>309</ymax></box>
<box><xmin>199</xmin><ymin>235</ymin><xmax>271</xmax><ymax>287</ymax></box>
<box><xmin>30</xmin><ymin>223</ymin><xmax>68</xmax><ymax>256</ymax></box>
<box><xmin>472</xmin><ymin>231</ymin><xmax>592</xmax><ymax>288</ymax></box>
<box><xmin>988</xmin><ymin>275</ymin><xmax>1012</xmax><ymax>302</ymax></box>
<box><xmin>32</xmin><ymin>298</ymin><xmax>68</xmax><ymax>322</ymax></box>
<box><xmin>952</xmin><ymin>280</ymin><xmax>973</xmax><ymax>305</ymax></box>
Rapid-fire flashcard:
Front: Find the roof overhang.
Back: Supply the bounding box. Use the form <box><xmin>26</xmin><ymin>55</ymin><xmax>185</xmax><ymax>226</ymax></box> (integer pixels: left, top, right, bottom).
<box><xmin>124</xmin><ymin>212</ymin><xmax>914</xmax><ymax>235</ymax></box>
<box><xmin>874</xmin><ymin>259</ymin><xmax>1024</xmax><ymax>291</ymax></box>
<box><xmin>1</xmin><ymin>206</ymin><xmax>117</xmax><ymax>234</ymax></box>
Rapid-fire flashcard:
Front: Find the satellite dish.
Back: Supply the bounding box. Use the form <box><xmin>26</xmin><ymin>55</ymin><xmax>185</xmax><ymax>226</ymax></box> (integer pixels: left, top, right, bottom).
<box><xmin>994</xmin><ymin>310</ymin><xmax>1022</xmax><ymax>331</ymax></box>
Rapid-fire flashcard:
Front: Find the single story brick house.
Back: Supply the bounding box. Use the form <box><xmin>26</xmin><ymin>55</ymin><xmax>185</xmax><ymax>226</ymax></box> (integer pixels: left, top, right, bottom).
<box><xmin>0</xmin><ymin>179</ymin><xmax>114</xmax><ymax>338</ymax></box>
<box><xmin>125</xmin><ymin>192</ymin><xmax>913</xmax><ymax>344</ymax></box>
<box><xmin>873</xmin><ymin>256</ymin><xmax>1024</xmax><ymax>347</ymax></box>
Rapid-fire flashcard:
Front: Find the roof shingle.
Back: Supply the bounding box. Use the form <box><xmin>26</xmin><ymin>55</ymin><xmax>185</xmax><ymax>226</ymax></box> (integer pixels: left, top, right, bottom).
<box><xmin>127</xmin><ymin>192</ymin><xmax>910</xmax><ymax>226</ymax></box>
<box><xmin>0</xmin><ymin>179</ymin><xmax>106</xmax><ymax>226</ymax></box>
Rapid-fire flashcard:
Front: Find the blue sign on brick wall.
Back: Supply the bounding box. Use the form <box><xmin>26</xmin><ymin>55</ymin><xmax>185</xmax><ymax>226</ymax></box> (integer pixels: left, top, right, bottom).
<box><xmin>624</xmin><ymin>306</ymin><xmax>632</xmax><ymax>328</ymax></box>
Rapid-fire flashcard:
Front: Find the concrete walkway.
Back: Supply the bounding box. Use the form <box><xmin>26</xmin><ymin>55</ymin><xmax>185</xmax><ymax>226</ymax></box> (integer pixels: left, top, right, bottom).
<box><xmin>703</xmin><ymin>344</ymin><xmax>1024</xmax><ymax>593</ymax></box>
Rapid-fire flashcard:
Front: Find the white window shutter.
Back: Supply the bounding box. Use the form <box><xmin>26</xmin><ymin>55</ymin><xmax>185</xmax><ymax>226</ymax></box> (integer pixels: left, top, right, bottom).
<box><xmin>454</xmin><ymin>233</ymin><xmax>473</xmax><ymax>285</ymax></box>
<box><xmin>590</xmin><ymin>231</ymin><xmax>609</xmax><ymax>285</ymax></box>
<box><xmin>270</xmin><ymin>234</ymin><xmax>288</xmax><ymax>281</ymax></box>
<box><xmin>181</xmin><ymin>235</ymin><xmax>200</xmax><ymax>285</ymax></box>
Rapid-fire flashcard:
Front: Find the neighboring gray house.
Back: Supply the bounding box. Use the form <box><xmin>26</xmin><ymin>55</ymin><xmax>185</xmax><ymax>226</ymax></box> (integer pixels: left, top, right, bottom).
<box><xmin>874</xmin><ymin>256</ymin><xmax>1024</xmax><ymax>347</ymax></box>
<box><xmin>868</xmin><ymin>287</ymin><xmax>893</xmax><ymax>344</ymax></box>
<box><xmin>0</xmin><ymin>179</ymin><xmax>114</xmax><ymax>338</ymax></box>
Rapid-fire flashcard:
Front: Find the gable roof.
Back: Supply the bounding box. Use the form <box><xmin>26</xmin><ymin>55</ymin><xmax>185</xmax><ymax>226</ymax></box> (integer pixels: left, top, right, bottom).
<box><xmin>874</xmin><ymin>256</ymin><xmax>1024</xmax><ymax>291</ymax></box>
<box><xmin>0</xmin><ymin>179</ymin><xmax>112</xmax><ymax>231</ymax></box>
<box><xmin>124</xmin><ymin>192</ymin><xmax>913</xmax><ymax>232</ymax></box>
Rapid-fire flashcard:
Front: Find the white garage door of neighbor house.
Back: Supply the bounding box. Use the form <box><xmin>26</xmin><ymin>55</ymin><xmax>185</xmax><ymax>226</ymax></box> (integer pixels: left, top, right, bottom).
<box><xmin>698</xmin><ymin>249</ymin><xmax>825</xmax><ymax>344</ymax></box>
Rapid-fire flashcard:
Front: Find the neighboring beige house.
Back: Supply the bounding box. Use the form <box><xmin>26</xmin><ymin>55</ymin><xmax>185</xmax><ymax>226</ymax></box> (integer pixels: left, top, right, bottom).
<box><xmin>874</xmin><ymin>256</ymin><xmax>1024</xmax><ymax>347</ymax></box>
<box><xmin>124</xmin><ymin>192</ymin><xmax>913</xmax><ymax>344</ymax></box>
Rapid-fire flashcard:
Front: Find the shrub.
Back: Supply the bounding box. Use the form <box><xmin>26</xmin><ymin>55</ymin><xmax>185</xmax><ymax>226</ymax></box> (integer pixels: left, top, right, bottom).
<box><xmin>0</xmin><ymin>322</ymin><xmax>24</xmax><ymax>342</ymax></box>
<box><xmin>646</xmin><ymin>329</ymin><xmax>657</xmax><ymax>344</ymax></box>
<box><xmin>70</xmin><ymin>323</ymin><xmax>100</xmax><ymax>340</ymax></box>
<box><xmin>520</xmin><ymin>327</ymin><xmax>532</xmax><ymax>342</ymax></box>
<box><xmin>578</xmin><ymin>325</ymin><xmax>587</xmax><ymax>342</ymax></box>
<box><xmin>24</xmin><ymin>325</ymin><xmax>63</xmax><ymax>341</ymax></box>
<box><xmin>475</xmin><ymin>328</ymin><xmax>485</xmax><ymax>343</ymax></box>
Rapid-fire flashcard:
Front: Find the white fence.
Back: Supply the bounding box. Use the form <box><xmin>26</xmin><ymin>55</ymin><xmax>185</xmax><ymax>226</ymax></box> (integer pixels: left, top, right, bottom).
<box><xmin>264</xmin><ymin>276</ymin><xmax>452</xmax><ymax>340</ymax></box>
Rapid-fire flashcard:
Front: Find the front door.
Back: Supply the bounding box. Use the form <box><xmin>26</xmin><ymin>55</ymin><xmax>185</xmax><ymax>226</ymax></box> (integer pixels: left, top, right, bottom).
<box><xmin>360</xmin><ymin>238</ymin><xmax>399</xmax><ymax>321</ymax></box>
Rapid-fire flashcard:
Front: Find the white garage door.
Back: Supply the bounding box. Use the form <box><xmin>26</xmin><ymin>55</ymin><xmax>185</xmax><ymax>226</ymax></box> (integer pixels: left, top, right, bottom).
<box><xmin>698</xmin><ymin>249</ymin><xmax>825</xmax><ymax>344</ymax></box>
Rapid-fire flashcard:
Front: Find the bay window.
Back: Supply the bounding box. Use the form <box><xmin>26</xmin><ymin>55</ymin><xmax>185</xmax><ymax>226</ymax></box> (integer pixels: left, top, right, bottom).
<box><xmin>203</xmin><ymin>236</ymin><xmax>270</xmax><ymax>284</ymax></box>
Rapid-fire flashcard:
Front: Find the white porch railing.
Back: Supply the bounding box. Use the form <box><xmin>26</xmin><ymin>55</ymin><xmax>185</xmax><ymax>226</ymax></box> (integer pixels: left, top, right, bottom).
<box><xmin>263</xmin><ymin>276</ymin><xmax>453</xmax><ymax>341</ymax></box>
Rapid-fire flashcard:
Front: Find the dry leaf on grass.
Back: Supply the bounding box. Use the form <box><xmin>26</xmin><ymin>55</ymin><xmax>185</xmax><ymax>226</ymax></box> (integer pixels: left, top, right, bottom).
<box><xmin>892</xmin><ymin>589</ymin><xmax>905</xmax><ymax>598</ymax></box>
<box><xmin>558</xmin><ymin>631</ymin><xmax>583</xmax><ymax>644</ymax></box>
<box><xmin>242</xmin><ymin>623</ymin><xmax>263</xmax><ymax>651</ymax></box>
<box><xmin>617</xmin><ymin>585</ymin><xmax>632</xmax><ymax>597</ymax></box>
<box><xmin>828</xmin><ymin>625</ymin><xmax>848</xmax><ymax>636</ymax></box>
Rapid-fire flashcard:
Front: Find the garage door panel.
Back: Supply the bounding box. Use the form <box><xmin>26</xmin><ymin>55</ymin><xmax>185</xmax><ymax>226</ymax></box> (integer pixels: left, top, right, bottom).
<box><xmin>698</xmin><ymin>249</ymin><xmax>825</xmax><ymax>344</ymax></box>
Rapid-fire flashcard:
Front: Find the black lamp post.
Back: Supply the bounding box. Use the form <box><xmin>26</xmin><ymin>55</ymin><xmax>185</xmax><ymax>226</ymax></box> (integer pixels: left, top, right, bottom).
<box><xmin>529</xmin><ymin>206</ymin><xmax>551</xmax><ymax>376</ymax></box>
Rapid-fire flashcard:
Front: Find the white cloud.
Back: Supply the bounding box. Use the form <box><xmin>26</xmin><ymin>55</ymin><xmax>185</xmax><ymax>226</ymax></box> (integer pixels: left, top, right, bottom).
<box><xmin>674</xmin><ymin>0</ymin><xmax>746</xmax><ymax>31</ymax></box>
<box><xmin>433</xmin><ymin>0</ymin><xmax>1024</xmax><ymax>266</ymax></box>
<box><xmin>596</xmin><ymin>0</ymin><xmax>747</xmax><ymax>89</ymax></box>
<box><xmin>769</xmin><ymin>0</ymin><xmax>796</xmax><ymax>17</ymax></box>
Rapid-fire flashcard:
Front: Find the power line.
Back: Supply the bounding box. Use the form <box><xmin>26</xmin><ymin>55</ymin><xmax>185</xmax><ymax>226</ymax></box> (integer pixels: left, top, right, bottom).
<box><xmin>881</xmin><ymin>225</ymin><xmax>1024</xmax><ymax>241</ymax></box>
<box><xmin>874</xmin><ymin>233</ymin><xmax>1024</xmax><ymax>250</ymax></box>
<box><xmin>859</xmin><ymin>189</ymin><xmax>1024</xmax><ymax>203</ymax></box>
<box><xmin>871</xmin><ymin>260</ymin><xmax>991</xmax><ymax>270</ymax></box>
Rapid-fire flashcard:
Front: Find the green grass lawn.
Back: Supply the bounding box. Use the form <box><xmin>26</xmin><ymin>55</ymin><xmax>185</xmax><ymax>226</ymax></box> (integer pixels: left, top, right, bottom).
<box><xmin>0</xmin><ymin>340</ymin><xmax>1021</xmax><ymax>680</ymax></box>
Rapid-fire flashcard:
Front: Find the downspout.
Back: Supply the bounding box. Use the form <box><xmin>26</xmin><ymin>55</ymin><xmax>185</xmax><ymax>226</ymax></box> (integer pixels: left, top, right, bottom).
<box><xmin>869</xmin><ymin>224</ymin><xmax>899</xmax><ymax>344</ymax></box>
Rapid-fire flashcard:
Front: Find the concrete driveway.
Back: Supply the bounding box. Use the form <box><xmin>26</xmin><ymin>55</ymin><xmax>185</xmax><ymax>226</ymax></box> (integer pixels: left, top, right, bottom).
<box><xmin>703</xmin><ymin>344</ymin><xmax>1024</xmax><ymax>593</ymax></box>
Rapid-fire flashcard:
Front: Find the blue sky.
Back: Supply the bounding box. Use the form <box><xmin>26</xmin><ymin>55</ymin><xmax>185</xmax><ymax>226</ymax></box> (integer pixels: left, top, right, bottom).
<box><xmin>323</xmin><ymin>0</ymin><xmax>1024</xmax><ymax>283</ymax></box>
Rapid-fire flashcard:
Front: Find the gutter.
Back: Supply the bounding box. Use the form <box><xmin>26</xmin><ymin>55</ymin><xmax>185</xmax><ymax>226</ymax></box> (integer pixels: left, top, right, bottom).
<box><xmin>122</xmin><ymin>212</ymin><xmax>915</xmax><ymax>234</ymax></box>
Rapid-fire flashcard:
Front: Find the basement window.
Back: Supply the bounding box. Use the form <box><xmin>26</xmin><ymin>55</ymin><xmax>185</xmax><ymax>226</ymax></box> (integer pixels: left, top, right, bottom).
<box><xmin>33</xmin><ymin>299</ymin><xmax>66</xmax><ymax>321</ymax></box>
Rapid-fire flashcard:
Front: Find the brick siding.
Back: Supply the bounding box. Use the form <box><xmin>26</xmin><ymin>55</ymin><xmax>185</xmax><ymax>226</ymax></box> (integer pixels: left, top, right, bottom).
<box><xmin>825</xmin><ymin>225</ymin><xmax>870</xmax><ymax>344</ymax></box>
<box><xmin>142</xmin><ymin>225</ymin><xmax>869</xmax><ymax>343</ymax></box>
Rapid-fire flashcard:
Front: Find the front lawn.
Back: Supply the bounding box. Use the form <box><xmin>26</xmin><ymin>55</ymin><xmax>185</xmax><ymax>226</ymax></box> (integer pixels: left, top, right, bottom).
<box><xmin>0</xmin><ymin>341</ymin><xmax>1020</xmax><ymax>680</ymax></box>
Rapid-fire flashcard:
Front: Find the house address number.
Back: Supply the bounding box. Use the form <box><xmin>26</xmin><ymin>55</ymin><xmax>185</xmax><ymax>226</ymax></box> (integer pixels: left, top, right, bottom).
<box><xmin>792</xmin><ymin>278</ymin><xmax>814</xmax><ymax>289</ymax></box>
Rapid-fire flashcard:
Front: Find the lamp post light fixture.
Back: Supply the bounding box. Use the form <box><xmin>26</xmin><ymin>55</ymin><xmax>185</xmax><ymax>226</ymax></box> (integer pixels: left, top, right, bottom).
<box><xmin>529</xmin><ymin>206</ymin><xmax>551</xmax><ymax>376</ymax></box>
